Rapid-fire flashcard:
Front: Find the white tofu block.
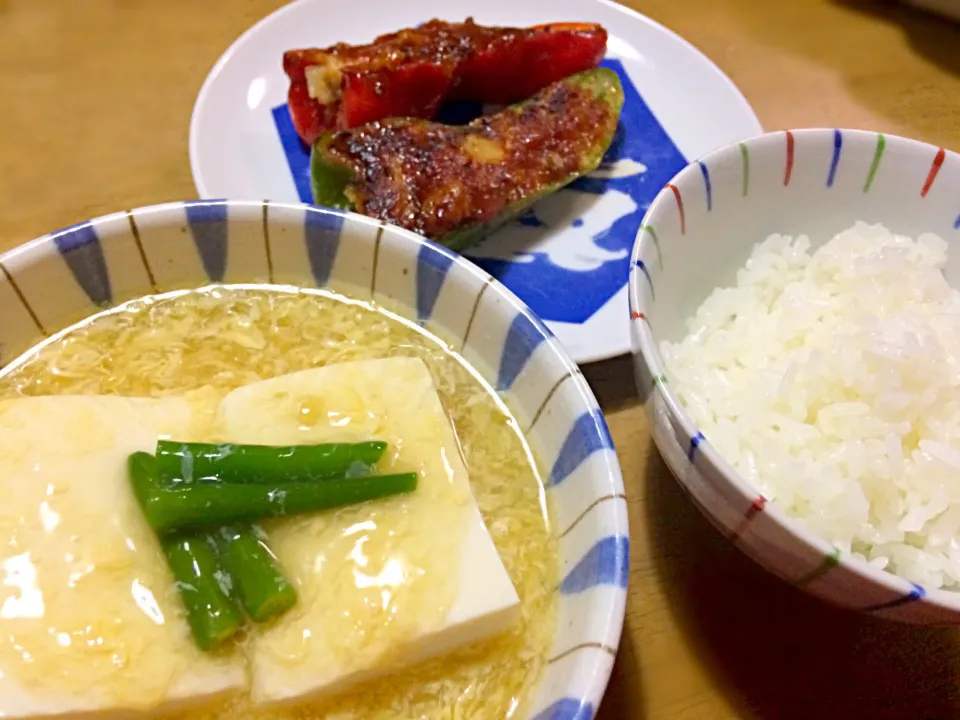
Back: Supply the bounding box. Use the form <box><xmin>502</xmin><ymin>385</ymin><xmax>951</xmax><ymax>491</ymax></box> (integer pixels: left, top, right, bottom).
<box><xmin>216</xmin><ymin>358</ymin><xmax>521</xmax><ymax>706</ymax></box>
<box><xmin>0</xmin><ymin>395</ymin><xmax>247</xmax><ymax>719</ymax></box>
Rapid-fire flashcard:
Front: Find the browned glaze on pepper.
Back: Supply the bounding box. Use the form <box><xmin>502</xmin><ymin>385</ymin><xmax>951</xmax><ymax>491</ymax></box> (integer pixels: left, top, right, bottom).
<box><xmin>284</xmin><ymin>18</ymin><xmax>602</xmax><ymax>85</ymax></box>
<box><xmin>321</xmin><ymin>78</ymin><xmax>619</xmax><ymax>240</ymax></box>
<box><xmin>285</xmin><ymin>20</ymin><xmax>464</xmax><ymax>81</ymax></box>
<box><xmin>306</xmin><ymin>19</ymin><xmax>484</xmax><ymax>70</ymax></box>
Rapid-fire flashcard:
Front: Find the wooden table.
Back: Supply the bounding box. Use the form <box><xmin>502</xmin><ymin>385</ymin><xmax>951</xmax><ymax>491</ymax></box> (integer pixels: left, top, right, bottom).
<box><xmin>2</xmin><ymin>1</ymin><xmax>959</xmax><ymax>717</ymax></box>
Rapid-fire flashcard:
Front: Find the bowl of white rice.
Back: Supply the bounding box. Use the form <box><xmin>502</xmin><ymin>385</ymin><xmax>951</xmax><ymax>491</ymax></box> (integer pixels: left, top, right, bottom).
<box><xmin>630</xmin><ymin>128</ymin><xmax>960</xmax><ymax>622</ymax></box>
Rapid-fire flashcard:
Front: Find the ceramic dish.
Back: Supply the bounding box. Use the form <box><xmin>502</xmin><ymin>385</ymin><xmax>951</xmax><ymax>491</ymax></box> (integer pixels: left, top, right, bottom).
<box><xmin>0</xmin><ymin>200</ymin><xmax>628</xmax><ymax>716</ymax></box>
<box><xmin>189</xmin><ymin>0</ymin><xmax>762</xmax><ymax>364</ymax></box>
<box><xmin>630</xmin><ymin>128</ymin><xmax>960</xmax><ymax>622</ymax></box>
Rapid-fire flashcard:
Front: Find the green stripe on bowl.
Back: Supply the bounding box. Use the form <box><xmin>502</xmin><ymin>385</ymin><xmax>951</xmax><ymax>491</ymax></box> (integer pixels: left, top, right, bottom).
<box><xmin>793</xmin><ymin>546</ymin><xmax>841</xmax><ymax>587</ymax></box>
<box><xmin>863</xmin><ymin>133</ymin><xmax>886</xmax><ymax>193</ymax></box>
<box><xmin>739</xmin><ymin>142</ymin><xmax>750</xmax><ymax>197</ymax></box>
<box><xmin>639</xmin><ymin>225</ymin><xmax>662</xmax><ymax>270</ymax></box>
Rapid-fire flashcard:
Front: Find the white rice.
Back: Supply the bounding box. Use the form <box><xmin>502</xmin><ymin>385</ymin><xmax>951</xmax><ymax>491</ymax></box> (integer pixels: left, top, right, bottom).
<box><xmin>661</xmin><ymin>221</ymin><xmax>960</xmax><ymax>589</ymax></box>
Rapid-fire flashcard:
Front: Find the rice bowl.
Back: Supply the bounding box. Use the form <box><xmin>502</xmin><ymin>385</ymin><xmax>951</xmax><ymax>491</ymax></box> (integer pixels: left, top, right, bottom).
<box><xmin>662</xmin><ymin>222</ymin><xmax>960</xmax><ymax>590</ymax></box>
<box><xmin>630</xmin><ymin>128</ymin><xmax>960</xmax><ymax>621</ymax></box>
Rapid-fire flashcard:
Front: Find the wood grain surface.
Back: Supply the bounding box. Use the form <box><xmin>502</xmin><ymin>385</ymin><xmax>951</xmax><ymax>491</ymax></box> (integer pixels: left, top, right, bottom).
<box><xmin>1</xmin><ymin>1</ymin><xmax>959</xmax><ymax>718</ymax></box>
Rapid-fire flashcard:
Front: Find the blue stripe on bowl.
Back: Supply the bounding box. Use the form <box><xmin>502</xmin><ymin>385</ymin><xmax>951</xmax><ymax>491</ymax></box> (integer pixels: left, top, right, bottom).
<box><xmin>304</xmin><ymin>206</ymin><xmax>344</xmax><ymax>286</ymax></box>
<box><xmin>416</xmin><ymin>242</ymin><xmax>456</xmax><ymax>321</ymax></box>
<box><xmin>52</xmin><ymin>222</ymin><xmax>112</xmax><ymax>306</ymax></box>
<box><xmin>184</xmin><ymin>200</ymin><xmax>229</xmax><ymax>282</ymax></box>
<box><xmin>496</xmin><ymin>312</ymin><xmax>548</xmax><ymax>391</ymax></box>
<box><xmin>698</xmin><ymin>160</ymin><xmax>712</xmax><ymax>211</ymax></box>
<box><xmin>687</xmin><ymin>431</ymin><xmax>705</xmax><ymax>461</ymax></box>
<box><xmin>560</xmin><ymin>535</ymin><xmax>629</xmax><ymax>594</ymax></box>
<box><xmin>827</xmin><ymin>129</ymin><xmax>843</xmax><ymax>188</ymax></box>
<box><xmin>560</xmin><ymin>535</ymin><xmax>630</xmax><ymax>595</ymax></box>
<box><xmin>550</xmin><ymin>409</ymin><xmax>616</xmax><ymax>486</ymax></box>
<box><xmin>633</xmin><ymin>259</ymin><xmax>655</xmax><ymax>301</ymax></box>
<box><xmin>859</xmin><ymin>583</ymin><xmax>925</xmax><ymax>613</ymax></box>
<box><xmin>532</xmin><ymin>699</ymin><xmax>594</xmax><ymax>720</ymax></box>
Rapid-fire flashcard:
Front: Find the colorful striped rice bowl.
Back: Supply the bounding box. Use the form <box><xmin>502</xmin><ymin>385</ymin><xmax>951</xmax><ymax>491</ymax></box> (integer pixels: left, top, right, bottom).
<box><xmin>630</xmin><ymin>128</ymin><xmax>960</xmax><ymax>622</ymax></box>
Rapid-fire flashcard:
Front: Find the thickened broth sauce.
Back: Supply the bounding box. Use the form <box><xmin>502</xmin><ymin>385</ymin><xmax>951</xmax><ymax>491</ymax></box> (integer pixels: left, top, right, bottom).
<box><xmin>0</xmin><ymin>285</ymin><xmax>558</xmax><ymax>719</ymax></box>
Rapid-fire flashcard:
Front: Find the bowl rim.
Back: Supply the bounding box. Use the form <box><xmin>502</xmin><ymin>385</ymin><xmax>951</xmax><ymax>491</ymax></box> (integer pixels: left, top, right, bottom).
<box><xmin>1</xmin><ymin>199</ymin><xmax>629</xmax><ymax>713</ymax></box>
<box><xmin>628</xmin><ymin>127</ymin><xmax>960</xmax><ymax>613</ymax></box>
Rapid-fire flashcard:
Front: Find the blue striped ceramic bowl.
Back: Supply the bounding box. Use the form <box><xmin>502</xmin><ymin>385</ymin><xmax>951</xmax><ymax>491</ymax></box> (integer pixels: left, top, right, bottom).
<box><xmin>0</xmin><ymin>201</ymin><xmax>627</xmax><ymax>716</ymax></box>
<box><xmin>630</xmin><ymin>128</ymin><xmax>960</xmax><ymax>623</ymax></box>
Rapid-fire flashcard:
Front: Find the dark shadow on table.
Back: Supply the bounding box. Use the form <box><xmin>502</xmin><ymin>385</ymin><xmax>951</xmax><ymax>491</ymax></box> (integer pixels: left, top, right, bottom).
<box><xmin>596</xmin><ymin>615</ymin><xmax>647</xmax><ymax>720</ymax></box>
<box><xmin>644</xmin><ymin>444</ymin><xmax>960</xmax><ymax>720</ymax></box>
<box><xmin>581</xmin><ymin>354</ymin><xmax>640</xmax><ymax>414</ymax></box>
<box><xmin>835</xmin><ymin>0</ymin><xmax>960</xmax><ymax>79</ymax></box>
<box><xmin>717</xmin><ymin>0</ymin><xmax>960</xmax><ymax>146</ymax></box>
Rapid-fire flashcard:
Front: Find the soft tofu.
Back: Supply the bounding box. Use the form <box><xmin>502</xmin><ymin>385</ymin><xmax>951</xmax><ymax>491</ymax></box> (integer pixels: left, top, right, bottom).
<box><xmin>0</xmin><ymin>395</ymin><xmax>246</xmax><ymax>719</ymax></box>
<box><xmin>216</xmin><ymin>358</ymin><xmax>520</xmax><ymax>706</ymax></box>
<box><xmin>0</xmin><ymin>358</ymin><xmax>519</xmax><ymax>715</ymax></box>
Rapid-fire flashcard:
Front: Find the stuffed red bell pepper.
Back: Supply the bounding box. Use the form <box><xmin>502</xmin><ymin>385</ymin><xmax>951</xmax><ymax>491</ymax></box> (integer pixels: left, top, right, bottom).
<box><xmin>283</xmin><ymin>18</ymin><xmax>608</xmax><ymax>145</ymax></box>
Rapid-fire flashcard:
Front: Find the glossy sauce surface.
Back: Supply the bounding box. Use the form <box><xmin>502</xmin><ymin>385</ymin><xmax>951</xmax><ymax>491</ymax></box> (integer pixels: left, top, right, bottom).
<box><xmin>0</xmin><ymin>392</ymin><xmax>246</xmax><ymax>714</ymax></box>
<box><xmin>0</xmin><ymin>286</ymin><xmax>557</xmax><ymax>719</ymax></box>
<box><xmin>323</xmin><ymin>72</ymin><xmax>620</xmax><ymax>239</ymax></box>
<box><xmin>216</xmin><ymin>358</ymin><xmax>474</xmax><ymax>702</ymax></box>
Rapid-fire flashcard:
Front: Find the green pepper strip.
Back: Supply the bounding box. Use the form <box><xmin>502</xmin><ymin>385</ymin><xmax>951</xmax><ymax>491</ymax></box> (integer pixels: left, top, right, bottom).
<box><xmin>129</xmin><ymin>452</ymin><xmax>243</xmax><ymax>650</ymax></box>
<box><xmin>214</xmin><ymin>524</ymin><xmax>297</xmax><ymax>623</ymax></box>
<box><xmin>155</xmin><ymin>440</ymin><xmax>388</xmax><ymax>485</ymax></box>
<box><xmin>134</xmin><ymin>468</ymin><xmax>418</xmax><ymax>536</ymax></box>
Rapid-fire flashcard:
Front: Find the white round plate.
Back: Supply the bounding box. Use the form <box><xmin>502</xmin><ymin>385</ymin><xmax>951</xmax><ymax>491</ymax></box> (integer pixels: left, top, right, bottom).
<box><xmin>190</xmin><ymin>0</ymin><xmax>762</xmax><ymax>364</ymax></box>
